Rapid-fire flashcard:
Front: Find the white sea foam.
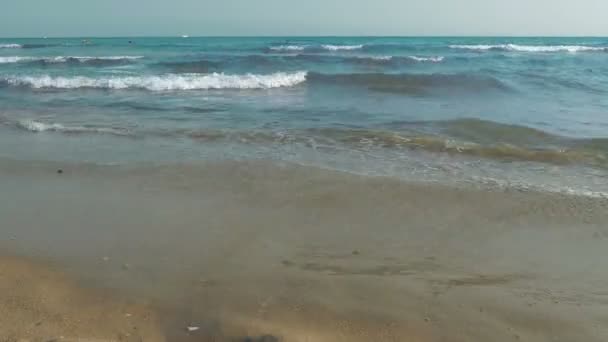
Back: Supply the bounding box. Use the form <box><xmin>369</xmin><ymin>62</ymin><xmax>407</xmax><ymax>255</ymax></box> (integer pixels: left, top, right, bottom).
<box><xmin>449</xmin><ymin>44</ymin><xmax>607</xmax><ymax>53</ymax></box>
<box><xmin>4</xmin><ymin>72</ymin><xmax>308</xmax><ymax>91</ymax></box>
<box><xmin>17</xmin><ymin>120</ymin><xmax>65</xmax><ymax>132</ymax></box>
<box><xmin>270</xmin><ymin>44</ymin><xmax>363</xmax><ymax>52</ymax></box>
<box><xmin>369</xmin><ymin>56</ymin><xmax>393</xmax><ymax>61</ymax></box>
<box><xmin>269</xmin><ymin>45</ymin><xmax>307</xmax><ymax>51</ymax></box>
<box><xmin>56</xmin><ymin>56</ymin><xmax>144</xmax><ymax>61</ymax></box>
<box><xmin>358</xmin><ymin>55</ymin><xmax>444</xmax><ymax>63</ymax></box>
<box><xmin>0</xmin><ymin>56</ymin><xmax>144</xmax><ymax>64</ymax></box>
<box><xmin>0</xmin><ymin>44</ymin><xmax>22</xmax><ymax>48</ymax></box>
<box><xmin>17</xmin><ymin>119</ymin><xmax>130</xmax><ymax>135</ymax></box>
<box><xmin>407</xmin><ymin>56</ymin><xmax>445</xmax><ymax>62</ymax></box>
<box><xmin>321</xmin><ymin>44</ymin><xmax>364</xmax><ymax>51</ymax></box>
<box><xmin>0</xmin><ymin>57</ymin><xmax>35</xmax><ymax>63</ymax></box>
<box><xmin>449</xmin><ymin>44</ymin><xmax>502</xmax><ymax>51</ymax></box>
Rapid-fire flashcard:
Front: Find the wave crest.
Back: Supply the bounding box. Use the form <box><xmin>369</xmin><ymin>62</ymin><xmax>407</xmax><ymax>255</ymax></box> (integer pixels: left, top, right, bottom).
<box><xmin>8</xmin><ymin>118</ymin><xmax>607</xmax><ymax>168</ymax></box>
<box><xmin>2</xmin><ymin>72</ymin><xmax>308</xmax><ymax>91</ymax></box>
<box><xmin>450</xmin><ymin>44</ymin><xmax>607</xmax><ymax>53</ymax></box>
<box><xmin>407</xmin><ymin>56</ymin><xmax>444</xmax><ymax>62</ymax></box>
<box><xmin>353</xmin><ymin>55</ymin><xmax>444</xmax><ymax>64</ymax></box>
<box><xmin>0</xmin><ymin>56</ymin><xmax>143</xmax><ymax>64</ymax></box>
<box><xmin>268</xmin><ymin>44</ymin><xmax>364</xmax><ymax>52</ymax></box>
<box><xmin>0</xmin><ymin>44</ymin><xmax>22</xmax><ymax>49</ymax></box>
<box><xmin>16</xmin><ymin>119</ymin><xmax>131</xmax><ymax>136</ymax></box>
<box><xmin>0</xmin><ymin>57</ymin><xmax>32</xmax><ymax>63</ymax></box>
<box><xmin>321</xmin><ymin>44</ymin><xmax>364</xmax><ymax>51</ymax></box>
<box><xmin>269</xmin><ymin>45</ymin><xmax>307</xmax><ymax>51</ymax></box>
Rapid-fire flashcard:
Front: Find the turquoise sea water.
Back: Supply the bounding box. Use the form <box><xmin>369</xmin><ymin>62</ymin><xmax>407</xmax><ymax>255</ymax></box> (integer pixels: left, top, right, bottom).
<box><xmin>1</xmin><ymin>37</ymin><xmax>607</xmax><ymax>195</ymax></box>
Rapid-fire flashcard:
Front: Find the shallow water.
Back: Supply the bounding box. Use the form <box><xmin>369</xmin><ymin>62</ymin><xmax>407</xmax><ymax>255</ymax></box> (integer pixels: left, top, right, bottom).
<box><xmin>1</xmin><ymin>37</ymin><xmax>607</xmax><ymax>195</ymax></box>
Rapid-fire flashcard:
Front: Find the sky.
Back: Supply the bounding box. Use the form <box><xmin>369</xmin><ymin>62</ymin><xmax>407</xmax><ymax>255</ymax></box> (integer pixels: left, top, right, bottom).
<box><xmin>1</xmin><ymin>0</ymin><xmax>607</xmax><ymax>37</ymax></box>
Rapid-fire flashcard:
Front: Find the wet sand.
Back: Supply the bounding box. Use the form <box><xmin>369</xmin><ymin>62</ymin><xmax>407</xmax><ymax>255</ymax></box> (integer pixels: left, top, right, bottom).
<box><xmin>1</xmin><ymin>158</ymin><xmax>608</xmax><ymax>341</ymax></box>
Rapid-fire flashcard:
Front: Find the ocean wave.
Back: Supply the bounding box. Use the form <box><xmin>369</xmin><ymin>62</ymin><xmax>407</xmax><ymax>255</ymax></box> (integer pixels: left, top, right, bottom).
<box><xmin>268</xmin><ymin>44</ymin><xmax>364</xmax><ymax>52</ymax></box>
<box><xmin>0</xmin><ymin>44</ymin><xmax>22</xmax><ymax>49</ymax></box>
<box><xmin>8</xmin><ymin>117</ymin><xmax>607</xmax><ymax>167</ymax></box>
<box><xmin>518</xmin><ymin>72</ymin><xmax>606</xmax><ymax>94</ymax></box>
<box><xmin>353</xmin><ymin>55</ymin><xmax>444</xmax><ymax>64</ymax></box>
<box><xmin>1</xmin><ymin>72</ymin><xmax>308</xmax><ymax>91</ymax></box>
<box><xmin>103</xmin><ymin>101</ymin><xmax>227</xmax><ymax>114</ymax></box>
<box><xmin>269</xmin><ymin>45</ymin><xmax>307</xmax><ymax>51</ymax></box>
<box><xmin>0</xmin><ymin>57</ymin><xmax>33</xmax><ymax>63</ymax></box>
<box><xmin>407</xmin><ymin>56</ymin><xmax>444</xmax><ymax>62</ymax></box>
<box><xmin>16</xmin><ymin>119</ymin><xmax>131</xmax><ymax>136</ymax></box>
<box><xmin>435</xmin><ymin>118</ymin><xmax>563</xmax><ymax>146</ymax></box>
<box><xmin>57</xmin><ymin>56</ymin><xmax>143</xmax><ymax>61</ymax></box>
<box><xmin>307</xmin><ymin>72</ymin><xmax>509</xmax><ymax>94</ymax></box>
<box><xmin>21</xmin><ymin>44</ymin><xmax>57</xmax><ymax>49</ymax></box>
<box><xmin>305</xmin><ymin>127</ymin><xmax>607</xmax><ymax>167</ymax></box>
<box><xmin>0</xmin><ymin>56</ymin><xmax>144</xmax><ymax>65</ymax></box>
<box><xmin>17</xmin><ymin>120</ymin><xmax>64</xmax><ymax>132</ymax></box>
<box><xmin>368</xmin><ymin>56</ymin><xmax>393</xmax><ymax>61</ymax></box>
<box><xmin>321</xmin><ymin>44</ymin><xmax>364</xmax><ymax>51</ymax></box>
<box><xmin>449</xmin><ymin>44</ymin><xmax>607</xmax><ymax>53</ymax></box>
<box><xmin>154</xmin><ymin>54</ymin><xmax>445</xmax><ymax>73</ymax></box>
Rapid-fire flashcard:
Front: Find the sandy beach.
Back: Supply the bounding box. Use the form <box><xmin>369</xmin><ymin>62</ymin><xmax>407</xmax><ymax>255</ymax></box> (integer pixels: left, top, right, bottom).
<box><xmin>1</xmin><ymin>158</ymin><xmax>607</xmax><ymax>341</ymax></box>
<box><xmin>0</xmin><ymin>254</ymin><xmax>165</xmax><ymax>341</ymax></box>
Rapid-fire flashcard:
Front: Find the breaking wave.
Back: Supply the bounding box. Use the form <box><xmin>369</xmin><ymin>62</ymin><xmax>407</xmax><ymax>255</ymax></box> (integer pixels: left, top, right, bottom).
<box><xmin>0</xmin><ymin>44</ymin><xmax>22</xmax><ymax>49</ymax></box>
<box><xmin>406</xmin><ymin>56</ymin><xmax>444</xmax><ymax>62</ymax></box>
<box><xmin>321</xmin><ymin>44</ymin><xmax>364</xmax><ymax>51</ymax></box>
<box><xmin>16</xmin><ymin>119</ymin><xmax>131</xmax><ymax>136</ymax></box>
<box><xmin>449</xmin><ymin>44</ymin><xmax>608</xmax><ymax>53</ymax></box>
<box><xmin>1</xmin><ymin>72</ymin><xmax>308</xmax><ymax>91</ymax></box>
<box><xmin>269</xmin><ymin>45</ymin><xmax>307</xmax><ymax>52</ymax></box>
<box><xmin>0</xmin><ymin>57</ymin><xmax>32</xmax><ymax>63</ymax></box>
<box><xmin>268</xmin><ymin>44</ymin><xmax>364</xmax><ymax>52</ymax></box>
<box><xmin>352</xmin><ymin>55</ymin><xmax>444</xmax><ymax>64</ymax></box>
<box><xmin>7</xmin><ymin>116</ymin><xmax>607</xmax><ymax>168</ymax></box>
<box><xmin>0</xmin><ymin>56</ymin><xmax>143</xmax><ymax>65</ymax></box>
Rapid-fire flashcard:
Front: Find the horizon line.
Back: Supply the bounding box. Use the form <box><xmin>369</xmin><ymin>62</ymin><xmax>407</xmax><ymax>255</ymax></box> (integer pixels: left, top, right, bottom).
<box><xmin>2</xmin><ymin>35</ymin><xmax>608</xmax><ymax>39</ymax></box>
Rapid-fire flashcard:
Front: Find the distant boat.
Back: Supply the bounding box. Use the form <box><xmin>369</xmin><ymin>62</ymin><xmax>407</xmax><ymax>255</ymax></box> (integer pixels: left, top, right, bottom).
<box><xmin>181</xmin><ymin>35</ymin><xmax>189</xmax><ymax>38</ymax></box>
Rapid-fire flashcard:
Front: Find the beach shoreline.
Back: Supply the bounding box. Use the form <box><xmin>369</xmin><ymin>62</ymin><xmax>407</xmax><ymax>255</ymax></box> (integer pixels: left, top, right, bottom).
<box><xmin>1</xmin><ymin>158</ymin><xmax>607</xmax><ymax>341</ymax></box>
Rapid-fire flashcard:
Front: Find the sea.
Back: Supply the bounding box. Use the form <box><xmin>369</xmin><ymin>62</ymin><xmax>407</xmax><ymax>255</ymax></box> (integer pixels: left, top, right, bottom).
<box><xmin>1</xmin><ymin>37</ymin><xmax>607</xmax><ymax>196</ymax></box>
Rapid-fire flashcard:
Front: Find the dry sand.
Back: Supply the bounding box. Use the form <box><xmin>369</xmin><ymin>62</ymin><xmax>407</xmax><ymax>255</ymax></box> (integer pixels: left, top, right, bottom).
<box><xmin>1</xmin><ymin>158</ymin><xmax>608</xmax><ymax>341</ymax></box>
<box><xmin>0</xmin><ymin>255</ymin><xmax>164</xmax><ymax>341</ymax></box>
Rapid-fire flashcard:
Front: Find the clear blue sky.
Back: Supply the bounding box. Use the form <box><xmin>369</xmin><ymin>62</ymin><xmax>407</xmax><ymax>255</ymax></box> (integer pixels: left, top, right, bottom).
<box><xmin>1</xmin><ymin>0</ymin><xmax>607</xmax><ymax>37</ymax></box>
